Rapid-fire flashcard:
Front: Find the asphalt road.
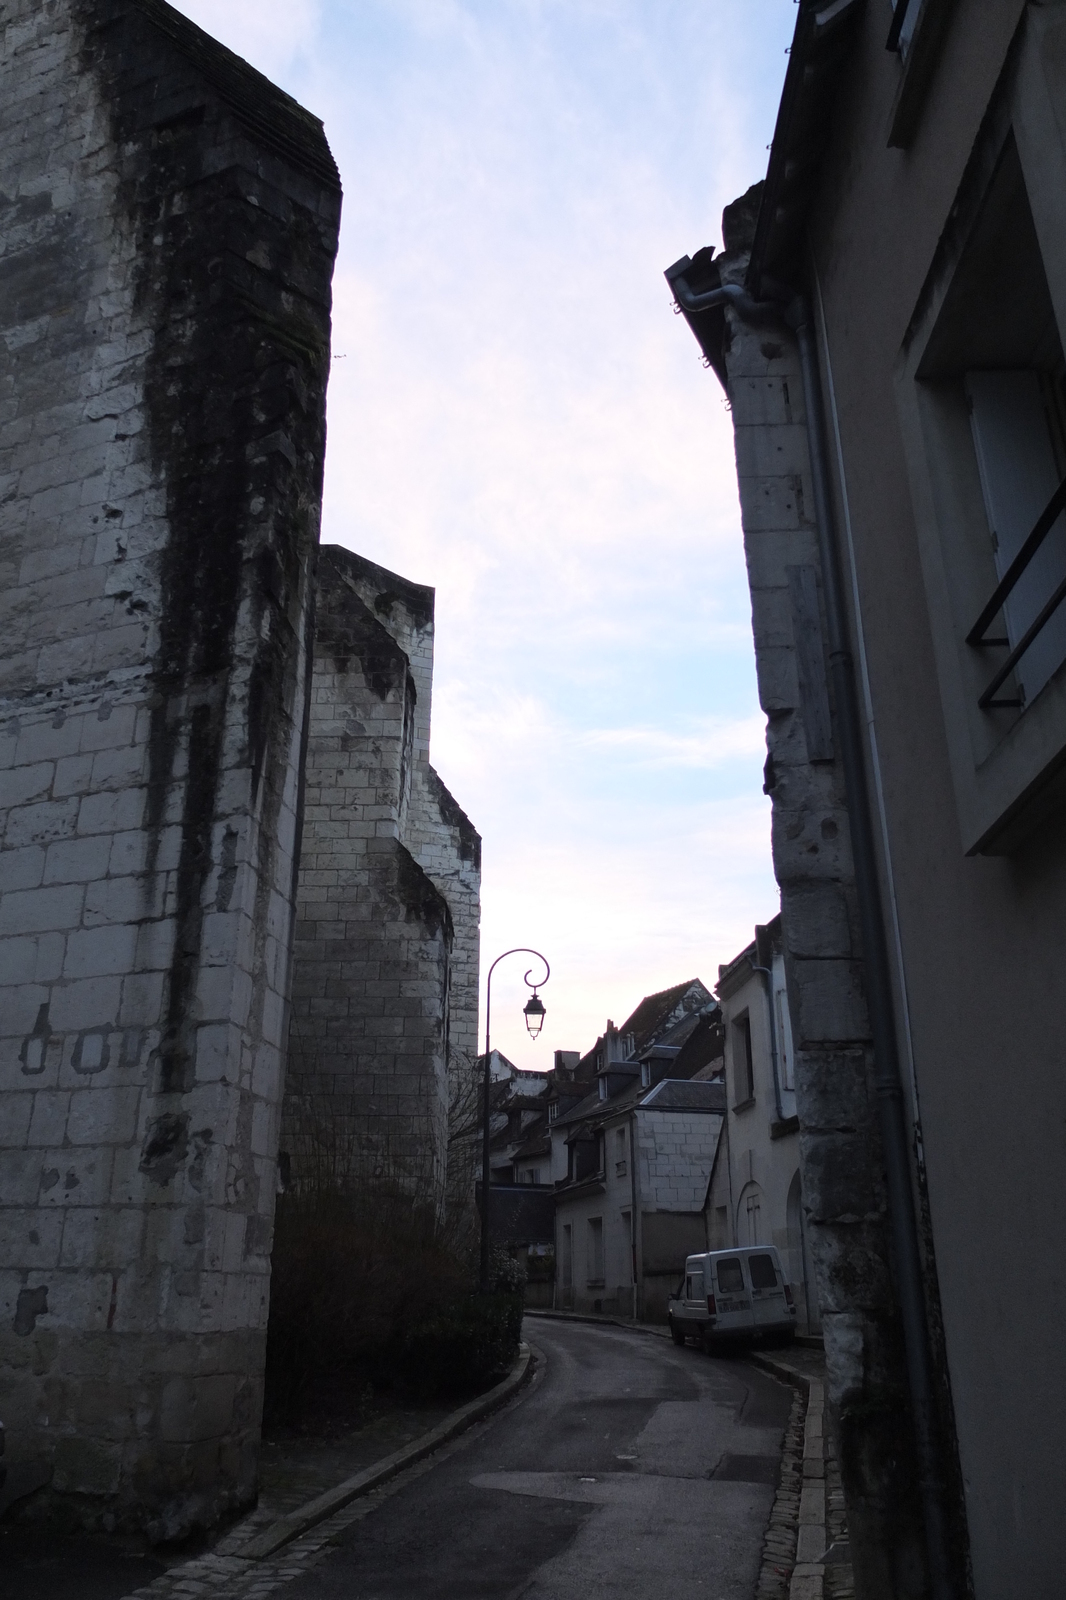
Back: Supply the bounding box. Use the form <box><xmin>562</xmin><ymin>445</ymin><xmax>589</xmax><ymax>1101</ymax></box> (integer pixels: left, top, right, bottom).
<box><xmin>284</xmin><ymin>1316</ymin><xmax>792</xmax><ymax>1600</ymax></box>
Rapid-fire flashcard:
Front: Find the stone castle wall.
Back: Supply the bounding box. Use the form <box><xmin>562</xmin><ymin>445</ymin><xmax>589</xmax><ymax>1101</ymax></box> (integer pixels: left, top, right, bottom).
<box><xmin>332</xmin><ymin>554</ymin><xmax>482</xmax><ymax>1217</ymax></box>
<box><xmin>0</xmin><ymin>0</ymin><xmax>340</xmax><ymax>1536</ymax></box>
<box><xmin>283</xmin><ymin>546</ymin><xmax>457</xmax><ymax>1202</ymax></box>
<box><xmin>282</xmin><ymin>546</ymin><xmax>481</xmax><ymax>1213</ymax></box>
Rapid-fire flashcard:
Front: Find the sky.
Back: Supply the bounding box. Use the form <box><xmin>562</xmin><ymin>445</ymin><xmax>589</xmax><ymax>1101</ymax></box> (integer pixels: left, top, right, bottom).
<box><xmin>171</xmin><ymin>0</ymin><xmax>797</xmax><ymax>1071</ymax></box>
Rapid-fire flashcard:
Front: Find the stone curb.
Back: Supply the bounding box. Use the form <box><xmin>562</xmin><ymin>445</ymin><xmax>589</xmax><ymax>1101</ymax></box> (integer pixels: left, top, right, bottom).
<box><xmin>749</xmin><ymin>1353</ymin><xmax>828</xmax><ymax>1598</ymax></box>
<box><xmin>236</xmin><ymin>1342</ymin><xmax>533</xmax><ymax>1561</ymax></box>
<box><xmin>748</xmin><ymin>1349</ymin><xmax>814</xmax><ymax>1397</ymax></box>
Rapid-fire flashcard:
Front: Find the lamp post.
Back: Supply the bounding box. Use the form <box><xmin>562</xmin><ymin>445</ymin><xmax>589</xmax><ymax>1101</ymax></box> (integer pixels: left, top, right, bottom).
<box><xmin>480</xmin><ymin>947</ymin><xmax>550</xmax><ymax>1292</ymax></box>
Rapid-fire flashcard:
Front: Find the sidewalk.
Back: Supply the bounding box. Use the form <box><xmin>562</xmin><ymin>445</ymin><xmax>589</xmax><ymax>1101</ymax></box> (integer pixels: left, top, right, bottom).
<box><xmin>748</xmin><ymin>1346</ymin><xmax>854</xmax><ymax>1600</ymax></box>
<box><xmin>0</xmin><ymin>1347</ymin><xmax>533</xmax><ymax>1600</ymax></box>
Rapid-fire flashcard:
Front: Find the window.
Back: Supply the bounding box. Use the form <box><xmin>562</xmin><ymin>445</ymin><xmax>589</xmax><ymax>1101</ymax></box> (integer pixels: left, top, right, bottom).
<box><xmin>733</xmin><ymin>1015</ymin><xmax>754</xmax><ymax>1105</ymax></box>
<box><xmin>597</xmin><ymin>1077</ymin><xmax>607</xmax><ymax>1101</ymax></box>
<box><xmin>716</xmin><ymin>1258</ymin><xmax>745</xmax><ymax>1294</ymax></box>
<box><xmin>621</xmin><ymin>1211</ymin><xmax>633</xmax><ymax>1283</ymax></box>
<box><xmin>896</xmin><ymin>21</ymin><xmax>1066</xmax><ymax>853</ymax></box>
<box><xmin>614</xmin><ymin>1127</ymin><xmax>627</xmax><ymax>1179</ymax></box>
<box><xmin>748</xmin><ymin>1253</ymin><xmax>778</xmax><ymax>1290</ymax></box>
<box><xmin>685</xmin><ymin>1268</ymin><xmax>704</xmax><ymax>1302</ymax></box>
<box><xmin>966</xmin><ymin>367</ymin><xmax>1066</xmax><ymax>707</ymax></box>
<box><xmin>640</xmin><ymin>1062</ymin><xmax>651</xmax><ymax>1088</ymax></box>
<box><xmin>587</xmin><ymin>1217</ymin><xmax>604</xmax><ymax>1285</ymax></box>
<box><xmin>548</xmin><ymin>1101</ymin><xmax>558</xmax><ymax>1123</ymax></box>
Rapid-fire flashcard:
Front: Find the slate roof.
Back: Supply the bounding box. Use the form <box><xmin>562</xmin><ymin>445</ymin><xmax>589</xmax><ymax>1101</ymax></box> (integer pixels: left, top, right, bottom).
<box><xmin>671</xmin><ymin>1012</ymin><xmax>725</xmax><ymax>1078</ymax></box>
<box><xmin>513</xmin><ymin>1134</ymin><xmax>551</xmax><ymax>1161</ymax></box>
<box><xmin>639</xmin><ymin>1079</ymin><xmax>726</xmax><ymax>1113</ymax></box>
<box><xmin>619</xmin><ymin>978</ymin><xmax>712</xmax><ymax>1051</ymax></box>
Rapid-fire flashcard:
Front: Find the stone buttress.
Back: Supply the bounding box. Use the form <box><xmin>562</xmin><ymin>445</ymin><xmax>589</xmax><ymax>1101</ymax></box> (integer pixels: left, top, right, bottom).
<box><xmin>282</xmin><ymin>547</ymin><xmax>481</xmax><ymax>1214</ymax></box>
<box><xmin>716</xmin><ymin>192</ymin><xmax>928</xmax><ymax>1593</ymax></box>
<box><xmin>0</xmin><ymin>0</ymin><xmax>340</xmax><ymax>1535</ymax></box>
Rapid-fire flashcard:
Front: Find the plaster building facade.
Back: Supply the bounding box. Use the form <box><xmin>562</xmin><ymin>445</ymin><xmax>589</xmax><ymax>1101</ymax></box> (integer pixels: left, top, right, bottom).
<box><xmin>706</xmin><ymin>917</ymin><xmax>820</xmax><ymax>1333</ymax></box>
<box><xmin>669</xmin><ymin>1</ymin><xmax>1066</xmax><ymax>1595</ymax></box>
<box><xmin>281</xmin><ymin>547</ymin><xmax>481</xmax><ymax>1217</ymax></box>
<box><xmin>0</xmin><ymin>0</ymin><xmax>340</xmax><ymax>1536</ymax></box>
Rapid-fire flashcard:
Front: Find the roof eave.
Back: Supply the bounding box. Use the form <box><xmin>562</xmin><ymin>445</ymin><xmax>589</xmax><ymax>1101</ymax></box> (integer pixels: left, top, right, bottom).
<box><xmin>748</xmin><ymin>0</ymin><xmax>866</xmax><ymax>297</ymax></box>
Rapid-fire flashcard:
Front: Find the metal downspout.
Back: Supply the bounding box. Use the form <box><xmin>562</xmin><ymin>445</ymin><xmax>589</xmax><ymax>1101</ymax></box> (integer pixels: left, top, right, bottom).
<box><xmin>630</xmin><ymin>1107</ymin><xmax>643</xmax><ymax>1319</ymax></box>
<box><xmin>666</xmin><ymin>269</ymin><xmax>954</xmax><ymax>1600</ymax></box>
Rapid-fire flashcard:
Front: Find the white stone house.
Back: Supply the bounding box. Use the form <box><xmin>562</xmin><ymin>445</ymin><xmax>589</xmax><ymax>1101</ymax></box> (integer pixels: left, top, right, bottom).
<box><xmin>550</xmin><ymin>982</ymin><xmax>725</xmax><ymax>1320</ymax></box>
<box><xmin>705</xmin><ymin>915</ymin><xmax>819</xmax><ymax>1332</ymax></box>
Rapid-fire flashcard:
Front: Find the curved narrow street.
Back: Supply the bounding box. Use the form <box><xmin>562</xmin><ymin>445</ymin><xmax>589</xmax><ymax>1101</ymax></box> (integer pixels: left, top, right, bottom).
<box><xmin>284</xmin><ymin>1317</ymin><xmax>792</xmax><ymax>1600</ymax></box>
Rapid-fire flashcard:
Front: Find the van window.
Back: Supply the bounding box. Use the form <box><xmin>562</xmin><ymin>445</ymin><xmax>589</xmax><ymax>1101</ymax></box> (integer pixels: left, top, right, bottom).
<box><xmin>686</xmin><ymin>1269</ymin><xmax>704</xmax><ymax>1300</ymax></box>
<box><xmin>716</xmin><ymin>1258</ymin><xmax>745</xmax><ymax>1293</ymax></box>
<box><xmin>748</xmin><ymin>1253</ymin><xmax>778</xmax><ymax>1290</ymax></box>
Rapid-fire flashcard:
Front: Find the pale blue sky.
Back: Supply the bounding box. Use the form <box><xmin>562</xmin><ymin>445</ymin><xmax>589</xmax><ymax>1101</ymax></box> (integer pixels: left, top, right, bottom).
<box><xmin>173</xmin><ymin>0</ymin><xmax>796</xmax><ymax>1068</ymax></box>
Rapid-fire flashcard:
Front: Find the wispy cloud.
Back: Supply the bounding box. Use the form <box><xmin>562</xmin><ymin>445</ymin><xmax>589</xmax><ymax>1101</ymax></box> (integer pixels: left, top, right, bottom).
<box><xmin>583</xmin><ymin>718</ymin><xmax>768</xmax><ymax>769</ymax></box>
<box><xmin>168</xmin><ymin>0</ymin><xmax>794</xmax><ymax>1063</ymax></box>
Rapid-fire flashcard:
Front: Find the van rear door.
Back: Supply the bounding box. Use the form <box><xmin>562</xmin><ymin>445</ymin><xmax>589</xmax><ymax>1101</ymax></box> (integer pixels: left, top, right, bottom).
<box><xmin>711</xmin><ymin>1255</ymin><xmax>754</xmax><ymax>1334</ymax></box>
<box><xmin>684</xmin><ymin>1261</ymin><xmax>706</xmax><ymax>1320</ymax></box>
<box><xmin>746</xmin><ymin>1249</ymin><xmax>789</xmax><ymax>1328</ymax></box>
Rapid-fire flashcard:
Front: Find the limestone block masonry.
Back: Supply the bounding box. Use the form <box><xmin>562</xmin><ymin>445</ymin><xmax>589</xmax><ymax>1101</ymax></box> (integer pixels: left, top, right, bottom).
<box><xmin>338</xmin><ymin>550</ymin><xmax>482</xmax><ymax>1206</ymax></box>
<box><xmin>717</xmin><ymin>193</ymin><xmax>926</xmax><ymax>1593</ymax></box>
<box><xmin>0</xmin><ymin>0</ymin><xmax>340</xmax><ymax>1536</ymax></box>
<box><xmin>282</xmin><ymin>548</ymin><xmax>481</xmax><ymax>1212</ymax></box>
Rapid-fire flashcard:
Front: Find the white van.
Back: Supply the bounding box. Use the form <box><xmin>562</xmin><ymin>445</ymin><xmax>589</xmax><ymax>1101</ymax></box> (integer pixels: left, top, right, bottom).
<box><xmin>667</xmin><ymin>1245</ymin><xmax>796</xmax><ymax>1349</ymax></box>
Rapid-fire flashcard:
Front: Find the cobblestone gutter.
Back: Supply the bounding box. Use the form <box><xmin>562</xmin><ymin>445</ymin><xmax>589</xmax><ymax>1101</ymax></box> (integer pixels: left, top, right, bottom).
<box><xmin>753</xmin><ymin>1354</ymin><xmax>855</xmax><ymax>1600</ymax></box>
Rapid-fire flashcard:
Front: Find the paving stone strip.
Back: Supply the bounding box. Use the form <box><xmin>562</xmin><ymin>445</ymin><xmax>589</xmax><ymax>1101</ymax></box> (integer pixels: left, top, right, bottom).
<box><xmin>116</xmin><ymin>1346</ymin><xmax>533</xmax><ymax>1600</ymax></box>
<box><xmin>755</xmin><ymin>1383</ymin><xmax>805</xmax><ymax>1599</ymax></box>
<box><xmin>751</xmin><ymin>1351</ymin><xmax>855</xmax><ymax>1600</ymax></box>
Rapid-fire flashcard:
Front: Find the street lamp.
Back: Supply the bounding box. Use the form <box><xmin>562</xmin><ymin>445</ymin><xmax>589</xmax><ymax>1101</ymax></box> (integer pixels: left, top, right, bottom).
<box><xmin>522</xmin><ymin>992</ymin><xmax>546</xmax><ymax>1038</ymax></box>
<box><xmin>480</xmin><ymin>947</ymin><xmax>550</xmax><ymax>1292</ymax></box>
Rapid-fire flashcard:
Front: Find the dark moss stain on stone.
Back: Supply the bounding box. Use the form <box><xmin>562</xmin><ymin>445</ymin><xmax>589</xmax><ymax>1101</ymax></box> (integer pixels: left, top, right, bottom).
<box><xmin>315</xmin><ymin>548</ymin><xmax>411</xmax><ymax>699</ymax></box>
<box><xmin>139</xmin><ymin>1111</ymin><xmax>190</xmax><ymax>1183</ymax></box>
<box><xmin>393</xmin><ymin>841</ymin><xmax>454</xmax><ymax>942</ymax></box>
<box><xmin>328</xmin><ymin>547</ymin><xmax>435</xmax><ymax>634</ymax></box>
<box><xmin>13</xmin><ymin>1286</ymin><xmax>49</xmax><ymax>1337</ymax></box>
<box><xmin>78</xmin><ymin>0</ymin><xmax>340</xmax><ymax>1107</ymax></box>
<box><xmin>427</xmin><ymin>766</ymin><xmax>482</xmax><ymax>870</ymax></box>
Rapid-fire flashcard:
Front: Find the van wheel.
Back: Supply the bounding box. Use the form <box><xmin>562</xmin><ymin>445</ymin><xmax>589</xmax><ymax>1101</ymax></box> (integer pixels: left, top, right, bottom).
<box><xmin>669</xmin><ymin>1317</ymin><xmax>685</xmax><ymax>1346</ymax></box>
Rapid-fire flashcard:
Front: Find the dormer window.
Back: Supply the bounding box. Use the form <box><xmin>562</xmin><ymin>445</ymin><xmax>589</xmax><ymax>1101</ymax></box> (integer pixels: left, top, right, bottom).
<box><xmin>548</xmin><ymin>1101</ymin><xmax>558</xmax><ymax>1123</ymax></box>
<box><xmin>640</xmin><ymin>1062</ymin><xmax>651</xmax><ymax>1088</ymax></box>
<box><xmin>598</xmin><ymin>1077</ymin><xmax>607</xmax><ymax>1100</ymax></box>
